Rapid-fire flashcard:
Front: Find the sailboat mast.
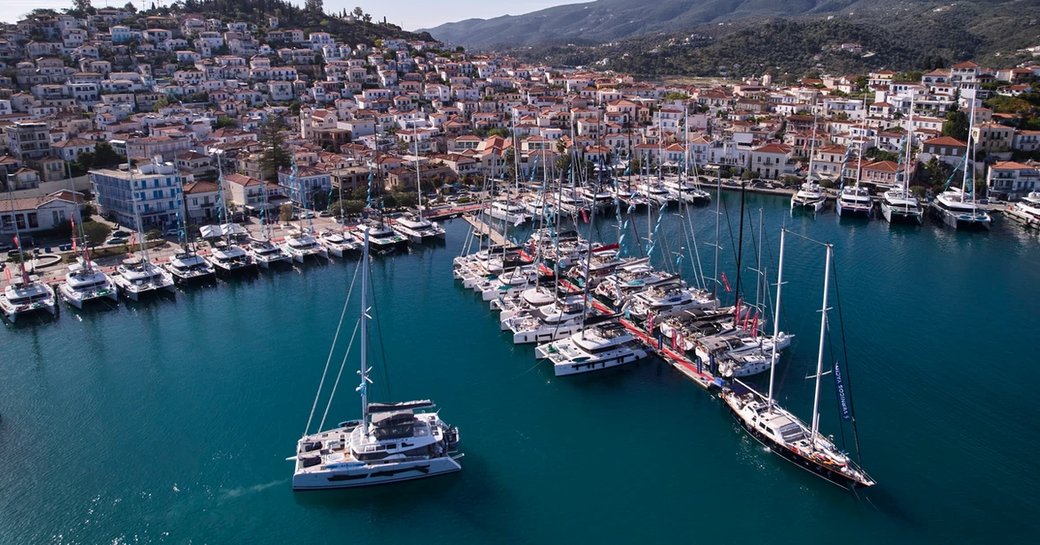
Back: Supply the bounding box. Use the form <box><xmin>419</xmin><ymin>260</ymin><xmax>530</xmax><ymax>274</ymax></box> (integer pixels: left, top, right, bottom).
<box><xmin>905</xmin><ymin>96</ymin><xmax>915</xmax><ymax>195</ymax></box>
<box><xmin>129</xmin><ymin>164</ymin><xmax>148</xmax><ymax>260</ymax></box>
<box><xmin>807</xmin><ymin>108</ymin><xmax>818</xmax><ymax>182</ymax></box>
<box><xmin>5</xmin><ymin>174</ymin><xmax>30</xmax><ymax>285</ymax></box>
<box><xmin>359</xmin><ymin>208</ymin><xmax>371</xmax><ymax>435</ymax></box>
<box><xmin>711</xmin><ymin>177</ymin><xmax>721</xmax><ymax>299</ymax></box>
<box><xmin>810</xmin><ymin>243</ymin><xmax>833</xmax><ymax>446</ymax></box>
<box><xmin>412</xmin><ymin>120</ymin><xmax>424</xmax><ymax>221</ymax></box>
<box><xmin>216</xmin><ymin>152</ymin><xmax>230</xmax><ymax>247</ymax></box>
<box><xmin>963</xmin><ymin>99</ymin><xmax>976</xmax><ymax>206</ymax></box>
<box><xmin>766</xmin><ymin>229</ymin><xmax>786</xmax><ymax>407</ymax></box>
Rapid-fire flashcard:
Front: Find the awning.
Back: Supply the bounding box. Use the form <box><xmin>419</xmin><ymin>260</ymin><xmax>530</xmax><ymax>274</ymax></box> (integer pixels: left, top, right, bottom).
<box><xmin>199</xmin><ymin>223</ymin><xmax>248</xmax><ymax>239</ymax></box>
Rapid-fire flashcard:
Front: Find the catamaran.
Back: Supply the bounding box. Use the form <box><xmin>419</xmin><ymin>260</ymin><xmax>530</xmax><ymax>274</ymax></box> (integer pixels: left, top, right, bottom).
<box><xmin>58</xmin><ymin>216</ymin><xmax>118</xmax><ymax>308</ymax></box>
<box><xmin>1</xmin><ymin>231</ymin><xmax>57</xmax><ymax>322</ymax></box>
<box><xmin>164</xmin><ymin>213</ymin><xmax>215</xmax><ymax>285</ymax></box>
<box><xmin>881</xmin><ymin>101</ymin><xmax>924</xmax><ymax>224</ymax></box>
<box><xmin>291</xmin><ymin>201</ymin><xmax>461</xmax><ymax>490</ymax></box>
<box><xmin>111</xmin><ymin>165</ymin><xmax>175</xmax><ymax>300</ymax></box>
<box><xmin>722</xmin><ymin>230</ymin><xmax>875</xmax><ymax>489</ymax></box>
<box><xmin>791</xmin><ymin>112</ymin><xmax>827</xmax><ymax>214</ymax></box>
<box><xmin>318</xmin><ymin>230</ymin><xmax>360</xmax><ymax>257</ymax></box>
<box><xmin>931</xmin><ymin>102</ymin><xmax>991</xmax><ymax>230</ymax></box>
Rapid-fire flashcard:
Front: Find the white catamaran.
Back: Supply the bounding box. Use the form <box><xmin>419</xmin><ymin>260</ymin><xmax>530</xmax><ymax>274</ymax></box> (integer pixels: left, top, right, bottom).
<box><xmin>291</xmin><ymin>205</ymin><xmax>461</xmax><ymax>490</ymax></box>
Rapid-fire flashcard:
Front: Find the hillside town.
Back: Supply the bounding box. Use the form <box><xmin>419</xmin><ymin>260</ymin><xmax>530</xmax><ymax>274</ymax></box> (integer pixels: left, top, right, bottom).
<box><xmin>1</xmin><ymin>3</ymin><xmax>1040</xmax><ymax>241</ymax></box>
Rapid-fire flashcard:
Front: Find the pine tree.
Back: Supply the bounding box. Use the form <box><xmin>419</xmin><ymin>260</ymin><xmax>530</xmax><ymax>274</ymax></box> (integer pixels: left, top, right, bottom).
<box><xmin>259</xmin><ymin>119</ymin><xmax>291</xmax><ymax>181</ymax></box>
<box><xmin>304</xmin><ymin>0</ymin><xmax>323</xmax><ymax>14</ymax></box>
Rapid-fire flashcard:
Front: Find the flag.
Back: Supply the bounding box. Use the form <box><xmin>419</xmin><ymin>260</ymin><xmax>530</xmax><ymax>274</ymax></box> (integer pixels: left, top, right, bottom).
<box><xmin>13</xmin><ymin>235</ymin><xmax>19</xmax><ymax>249</ymax></box>
<box><xmin>733</xmin><ymin>297</ymin><xmax>741</xmax><ymax>324</ymax></box>
<box><xmin>4</xmin><ymin>266</ymin><xmax>10</xmax><ymax>283</ymax></box>
<box><xmin>751</xmin><ymin>313</ymin><xmax>759</xmax><ymax>338</ymax></box>
<box><xmin>742</xmin><ymin>308</ymin><xmax>752</xmax><ymax>330</ymax></box>
<box><xmin>70</xmin><ymin>217</ymin><xmax>77</xmax><ymax>252</ymax></box>
<box><xmin>671</xmin><ymin>330</ymin><xmax>679</xmax><ymax>350</ymax></box>
<box><xmin>580</xmin><ymin>208</ymin><xmax>589</xmax><ymax>223</ymax></box>
<box><xmin>720</xmin><ymin>271</ymin><xmax>731</xmax><ymax>292</ymax></box>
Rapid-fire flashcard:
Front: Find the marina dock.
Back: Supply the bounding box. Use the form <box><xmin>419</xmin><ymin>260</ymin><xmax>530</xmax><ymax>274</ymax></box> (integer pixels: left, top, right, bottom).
<box><xmin>462</xmin><ymin>214</ymin><xmax>510</xmax><ymax>246</ymax></box>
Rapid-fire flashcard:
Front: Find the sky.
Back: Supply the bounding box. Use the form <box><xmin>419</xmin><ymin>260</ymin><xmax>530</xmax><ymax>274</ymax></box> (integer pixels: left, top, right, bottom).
<box><xmin>0</xmin><ymin>0</ymin><xmax>585</xmax><ymax>30</ymax></box>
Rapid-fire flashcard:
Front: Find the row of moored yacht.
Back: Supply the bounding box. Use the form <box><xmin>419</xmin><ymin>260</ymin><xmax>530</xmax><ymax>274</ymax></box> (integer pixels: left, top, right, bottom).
<box><xmin>453</xmin><ymin>227</ymin><xmax>793</xmax><ymax>381</ymax></box>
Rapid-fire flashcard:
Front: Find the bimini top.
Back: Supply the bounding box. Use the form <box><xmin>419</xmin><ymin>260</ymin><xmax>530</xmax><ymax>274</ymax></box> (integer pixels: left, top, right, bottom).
<box><xmin>368</xmin><ymin>400</ymin><xmax>434</xmax><ymax>413</ymax></box>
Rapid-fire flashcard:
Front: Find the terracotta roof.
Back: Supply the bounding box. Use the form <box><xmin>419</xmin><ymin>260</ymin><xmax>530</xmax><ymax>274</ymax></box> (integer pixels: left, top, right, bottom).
<box><xmin>924</xmin><ymin>136</ymin><xmax>967</xmax><ymax>147</ymax></box>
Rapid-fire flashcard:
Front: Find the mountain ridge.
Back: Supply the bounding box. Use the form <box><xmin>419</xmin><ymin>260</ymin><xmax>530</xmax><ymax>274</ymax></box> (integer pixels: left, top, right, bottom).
<box><xmin>423</xmin><ymin>0</ymin><xmax>1040</xmax><ymax>76</ymax></box>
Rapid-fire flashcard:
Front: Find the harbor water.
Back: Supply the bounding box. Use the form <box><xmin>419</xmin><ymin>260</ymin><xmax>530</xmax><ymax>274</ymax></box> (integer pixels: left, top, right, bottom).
<box><xmin>1</xmin><ymin>191</ymin><xmax>1038</xmax><ymax>544</ymax></box>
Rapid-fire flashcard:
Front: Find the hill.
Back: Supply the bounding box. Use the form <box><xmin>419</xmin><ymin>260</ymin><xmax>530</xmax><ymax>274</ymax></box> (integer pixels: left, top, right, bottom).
<box><xmin>425</xmin><ymin>0</ymin><xmax>1040</xmax><ymax>75</ymax></box>
<box><xmin>136</xmin><ymin>0</ymin><xmax>433</xmax><ymax>44</ymax></box>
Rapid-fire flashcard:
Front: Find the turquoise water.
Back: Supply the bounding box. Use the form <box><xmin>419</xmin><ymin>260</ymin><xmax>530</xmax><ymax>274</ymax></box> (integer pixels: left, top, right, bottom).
<box><xmin>2</xmin><ymin>192</ymin><xmax>1039</xmax><ymax>544</ymax></box>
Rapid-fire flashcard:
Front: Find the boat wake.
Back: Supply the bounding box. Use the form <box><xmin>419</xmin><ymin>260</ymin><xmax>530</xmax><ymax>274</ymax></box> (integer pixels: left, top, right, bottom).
<box><xmin>220</xmin><ymin>479</ymin><xmax>287</xmax><ymax>500</ymax></box>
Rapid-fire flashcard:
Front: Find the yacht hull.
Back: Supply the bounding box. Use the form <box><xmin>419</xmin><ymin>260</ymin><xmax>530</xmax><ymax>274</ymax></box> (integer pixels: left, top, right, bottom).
<box><xmin>835</xmin><ymin>199</ymin><xmax>872</xmax><ymax>218</ymax></box>
<box><xmin>292</xmin><ymin>456</ymin><xmax>462</xmax><ymax>490</ymax></box>
<box><xmin>726</xmin><ymin>401</ymin><xmax>868</xmax><ymax>490</ymax></box>
<box><xmin>880</xmin><ymin>202</ymin><xmax>923</xmax><ymax>225</ymax></box>
<box><xmin>58</xmin><ymin>285</ymin><xmax>118</xmax><ymax>309</ymax></box>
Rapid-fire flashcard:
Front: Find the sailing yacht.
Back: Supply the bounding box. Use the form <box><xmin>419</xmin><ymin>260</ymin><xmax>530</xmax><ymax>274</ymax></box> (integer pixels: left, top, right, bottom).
<box><xmin>245</xmin><ymin>172</ymin><xmax>292</xmax><ymax>267</ymax></box>
<box><xmin>291</xmin><ymin>208</ymin><xmax>461</xmax><ymax>490</ymax></box>
<box><xmin>932</xmin><ymin>186</ymin><xmax>992</xmax><ymax>229</ymax></box>
<box><xmin>535</xmin><ymin>321</ymin><xmax>649</xmax><ymax>376</ymax></box>
<box><xmin>112</xmin><ymin>166</ymin><xmax>175</xmax><ymax>300</ymax></box>
<box><xmin>206</xmin><ymin>154</ymin><xmax>258</xmax><ymax>273</ymax></box>
<box><xmin>1005</xmin><ymin>192</ymin><xmax>1040</xmax><ymax>229</ymax></box>
<box><xmin>790</xmin><ymin>179</ymin><xmax>827</xmax><ymax>213</ymax></box>
<box><xmin>318</xmin><ymin>230</ymin><xmax>360</xmax><ymax>257</ymax></box>
<box><xmin>113</xmin><ymin>256</ymin><xmax>175</xmax><ymax>300</ymax></box>
<box><xmin>207</xmin><ymin>240</ymin><xmax>257</xmax><ymax>273</ymax></box>
<box><xmin>931</xmin><ymin>103</ymin><xmax>991</xmax><ymax>230</ymax></box>
<box><xmin>282</xmin><ymin>229</ymin><xmax>329</xmax><ymax>262</ymax></box>
<box><xmin>835</xmin><ymin>185</ymin><xmax>872</xmax><ymax>218</ymax></box>
<box><xmin>1</xmin><ymin>274</ymin><xmax>58</xmax><ymax>323</ymax></box>
<box><xmin>166</xmin><ymin>250</ymin><xmax>216</xmax><ymax>285</ymax></box>
<box><xmin>58</xmin><ymin>217</ymin><xmax>117</xmax><ymax>307</ymax></box>
<box><xmin>1</xmin><ymin>226</ymin><xmax>57</xmax><ymax>322</ymax></box>
<box><xmin>59</xmin><ymin>257</ymin><xmax>118</xmax><ymax>308</ymax></box>
<box><xmin>164</xmin><ymin>216</ymin><xmax>215</xmax><ymax>285</ymax></box>
<box><xmin>722</xmin><ymin>231</ymin><xmax>875</xmax><ymax>489</ymax></box>
<box><xmin>791</xmin><ymin>112</ymin><xmax>827</xmax><ymax>214</ymax></box>
<box><xmin>663</xmin><ymin>176</ymin><xmax>711</xmax><ymax>204</ymax></box>
<box><xmin>881</xmin><ymin>103</ymin><xmax>924</xmax><ymax>224</ymax></box>
<box><xmin>248</xmin><ymin>238</ymin><xmax>292</xmax><ymax>268</ymax></box>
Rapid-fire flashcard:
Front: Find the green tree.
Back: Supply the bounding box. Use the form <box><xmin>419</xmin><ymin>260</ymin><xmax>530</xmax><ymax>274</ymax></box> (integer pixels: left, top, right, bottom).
<box><xmin>145</xmin><ymin>228</ymin><xmax>162</xmax><ymax>241</ymax></box>
<box><xmin>82</xmin><ymin>221</ymin><xmax>111</xmax><ymax>249</ymax></box>
<box><xmin>278</xmin><ymin>203</ymin><xmax>294</xmax><ymax>223</ymax></box>
<box><xmin>942</xmin><ymin>110</ymin><xmax>970</xmax><ymax>141</ymax></box>
<box><xmin>259</xmin><ymin>119</ymin><xmax>291</xmax><ymax>180</ymax></box>
<box><xmin>214</xmin><ymin>116</ymin><xmax>238</xmax><ymax>129</ymax></box>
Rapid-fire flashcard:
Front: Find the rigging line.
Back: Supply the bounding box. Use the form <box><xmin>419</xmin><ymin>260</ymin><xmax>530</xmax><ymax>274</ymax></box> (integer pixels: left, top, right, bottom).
<box><xmin>318</xmin><ymin>317</ymin><xmax>362</xmax><ymax>432</ymax></box>
<box><xmin>831</xmin><ymin>261</ymin><xmax>864</xmax><ymax>463</ymax></box>
<box><xmin>368</xmin><ymin>256</ymin><xmax>394</xmax><ymax>402</ymax></box>
<box><xmin>721</xmin><ymin>190</ymin><xmax>739</xmax><ymax>276</ymax></box>
<box><xmin>304</xmin><ymin>258</ymin><xmax>361</xmax><ymax>436</ymax></box>
<box><xmin>784</xmin><ymin>229</ymin><xmax>831</xmax><ymax>248</ymax></box>
<box><xmin>823</xmin><ymin>315</ymin><xmax>850</xmax><ymax>453</ymax></box>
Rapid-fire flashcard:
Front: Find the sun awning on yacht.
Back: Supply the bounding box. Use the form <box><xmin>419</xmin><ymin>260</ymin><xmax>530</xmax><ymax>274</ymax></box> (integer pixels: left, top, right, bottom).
<box><xmin>199</xmin><ymin>223</ymin><xmax>248</xmax><ymax>239</ymax></box>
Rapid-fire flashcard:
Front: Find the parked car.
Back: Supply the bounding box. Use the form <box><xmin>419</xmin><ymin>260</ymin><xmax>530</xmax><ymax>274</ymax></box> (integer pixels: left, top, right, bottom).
<box><xmin>111</xmin><ymin>230</ymin><xmax>131</xmax><ymax>238</ymax></box>
<box><xmin>105</xmin><ymin>236</ymin><xmax>128</xmax><ymax>246</ymax></box>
